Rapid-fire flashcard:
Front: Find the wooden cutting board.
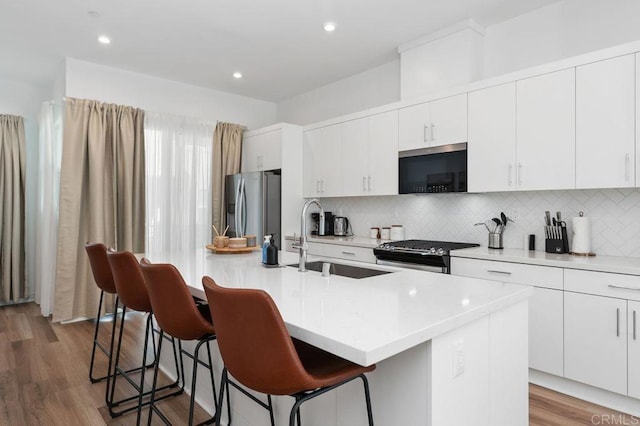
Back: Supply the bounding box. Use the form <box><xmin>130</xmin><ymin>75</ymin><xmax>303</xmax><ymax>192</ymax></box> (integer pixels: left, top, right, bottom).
<box><xmin>205</xmin><ymin>244</ymin><xmax>260</xmax><ymax>254</ymax></box>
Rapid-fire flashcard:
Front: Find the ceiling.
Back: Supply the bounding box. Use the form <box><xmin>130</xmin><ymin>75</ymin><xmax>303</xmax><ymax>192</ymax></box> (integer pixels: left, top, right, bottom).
<box><xmin>0</xmin><ymin>0</ymin><xmax>560</xmax><ymax>102</ymax></box>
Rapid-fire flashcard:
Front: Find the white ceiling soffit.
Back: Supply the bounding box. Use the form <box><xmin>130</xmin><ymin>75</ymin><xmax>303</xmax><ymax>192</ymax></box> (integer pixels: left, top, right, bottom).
<box><xmin>0</xmin><ymin>0</ymin><xmax>560</xmax><ymax>102</ymax></box>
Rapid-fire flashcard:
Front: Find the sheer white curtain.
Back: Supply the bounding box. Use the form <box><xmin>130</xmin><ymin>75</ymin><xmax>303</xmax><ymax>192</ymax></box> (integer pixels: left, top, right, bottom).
<box><xmin>34</xmin><ymin>101</ymin><xmax>63</xmax><ymax>316</ymax></box>
<box><xmin>144</xmin><ymin>112</ymin><xmax>215</xmax><ymax>254</ymax></box>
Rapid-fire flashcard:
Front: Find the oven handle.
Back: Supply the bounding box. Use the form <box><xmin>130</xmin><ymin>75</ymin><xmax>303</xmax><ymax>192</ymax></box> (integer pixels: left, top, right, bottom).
<box><xmin>376</xmin><ymin>259</ymin><xmax>446</xmax><ymax>273</ymax></box>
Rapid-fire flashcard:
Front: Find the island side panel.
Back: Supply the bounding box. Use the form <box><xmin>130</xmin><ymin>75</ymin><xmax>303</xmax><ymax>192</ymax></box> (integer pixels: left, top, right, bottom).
<box><xmin>430</xmin><ymin>315</ymin><xmax>491</xmax><ymax>426</ymax></box>
<box><xmin>490</xmin><ymin>300</ymin><xmax>529</xmax><ymax>425</ymax></box>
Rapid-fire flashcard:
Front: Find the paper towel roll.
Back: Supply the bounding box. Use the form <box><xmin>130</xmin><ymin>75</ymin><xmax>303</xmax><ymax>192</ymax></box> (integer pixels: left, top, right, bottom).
<box><xmin>571</xmin><ymin>214</ymin><xmax>591</xmax><ymax>254</ymax></box>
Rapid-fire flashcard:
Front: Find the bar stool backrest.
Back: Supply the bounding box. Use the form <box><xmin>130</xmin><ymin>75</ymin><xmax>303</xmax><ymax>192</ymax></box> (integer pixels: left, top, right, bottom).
<box><xmin>85</xmin><ymin>243</ymin><xmax>117</xmax><ymax>294</ymax></box>
<box><xmin>107</xmin><ymin>251</ymin><xmax>152</xmax><ymax>313</ymax></box>
<box><xmin>202</xmin><ymin>276</ymin><xmax>315</xmax><ymax>396</ymax></box>
<box><xmin>140</xmin><ymin>260</ymin><xmax>214</xmax><ymax>341</ymax></box>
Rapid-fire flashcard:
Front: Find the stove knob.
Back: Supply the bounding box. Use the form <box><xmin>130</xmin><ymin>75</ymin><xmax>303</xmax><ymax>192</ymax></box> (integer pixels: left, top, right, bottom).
<box><xmin>436</xmin><ymin>248</ymin><xmax>444</xmax><ymax>255</ymax></box>
<box><xmin>429</xmin><ymin>247</ymin><xmax>437</xmax><ymax>254</ymax></box>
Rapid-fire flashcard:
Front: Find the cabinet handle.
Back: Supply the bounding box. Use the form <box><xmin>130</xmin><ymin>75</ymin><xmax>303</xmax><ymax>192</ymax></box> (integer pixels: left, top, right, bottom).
<box><xmin>363</xmin><ymin>176</ymin><xmax>367</xmax><ymax>191</ymax></box>
<box><xmin>517</xmin><ymin>163</ymin><xmax>523</xmax><ymax>187</ymax></box>
<box><xmin>608</xmin><ymin>284</ymin><xmax>640</xmax><ymax>291</ymax></box>
<box><xmin>634</xmin><ymin>310</ymin><xmax>637</xmax><ymax>340</ymax></box>
<box><xmin>341</xmin><ymin>251</ymin><xmax>356</xmax><ymax>256</ymax></box>
<box><xmin>625</xmin><ymin>153</ymin><xmax>630</xmax><ymax>182</ymax></box>
<box><xmin>431</xmin><ymin>123</ymin><xmax>436</xmax><ymax>143</ymax></box>
<box><xmin>368</xmin><ymin>176</ymin><xmax>372</xmax><ymax>191</ymax></box>
<box><xmin>321</xmin><ymin>180</ymin><xmax>325</xmax><ymax>193</ymax></box>
<box><xmin>508</xmin><ymin>164</ymin><xmax>513</xmax><ymax>187</ymax></box>
<box><xmin>423</xmin><ymin>125</ymin><xmax>429</xmax><ymax>143</ymax></box>
<box><xmin>616</xmin><ymin>308</ymin><xmax>620</xmax><ymax>337</ymax></box>
<box><xmin>487</xmin><ymin>269</ymin><xmax>512</xmax><ymax>275</ymax></box>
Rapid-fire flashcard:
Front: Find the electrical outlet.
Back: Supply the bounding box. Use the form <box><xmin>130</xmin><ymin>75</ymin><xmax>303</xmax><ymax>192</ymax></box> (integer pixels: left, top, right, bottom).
<box><xmin>452</xmin><ymin>340</ymin><xmax>464</xmax><ymax>378</ymax></box>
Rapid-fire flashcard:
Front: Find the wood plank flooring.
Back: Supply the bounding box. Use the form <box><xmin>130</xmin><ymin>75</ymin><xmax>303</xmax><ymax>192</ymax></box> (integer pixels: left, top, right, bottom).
<box><xmin>0</xmin><ymin>302</ymin><xmax>633</xmax><ymax>425</ymax></box>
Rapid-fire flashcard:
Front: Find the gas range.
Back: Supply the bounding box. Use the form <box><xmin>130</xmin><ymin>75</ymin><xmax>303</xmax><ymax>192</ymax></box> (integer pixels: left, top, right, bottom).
<box><xmin>373</xmin><ymin>239</ymin><xmax>479</xmax><ymax>273</ymax></box>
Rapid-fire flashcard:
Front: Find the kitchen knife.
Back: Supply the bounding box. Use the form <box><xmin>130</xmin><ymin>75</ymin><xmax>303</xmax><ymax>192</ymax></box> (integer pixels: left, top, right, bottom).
<box><xmin>545</xmin><ymin>211</ymin><xmax>552</xmax><ymax>226</ymax></box>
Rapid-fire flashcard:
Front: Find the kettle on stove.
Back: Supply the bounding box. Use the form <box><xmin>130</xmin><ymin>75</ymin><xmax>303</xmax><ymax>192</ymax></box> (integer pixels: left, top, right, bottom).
<box><xmin>333</xmin><ymin>216</ymin><xmax>349</xmax><ymax>236</ymax></box>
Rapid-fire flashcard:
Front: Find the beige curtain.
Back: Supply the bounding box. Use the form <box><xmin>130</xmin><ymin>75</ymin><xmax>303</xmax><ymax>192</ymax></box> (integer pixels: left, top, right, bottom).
<box><xmin>211</xmin><ymin>122</ymin><xmax>243</xmax><ymax>236</ymax></box>
<box><xmin>53</xmin><ymin>99</ymin><xmax>145</xmax><ymax>322</ymax></box>
<box><xmin>0</xmin><ymin>115</ymin><xmax>26</xmax><ymax>303</ymax></box>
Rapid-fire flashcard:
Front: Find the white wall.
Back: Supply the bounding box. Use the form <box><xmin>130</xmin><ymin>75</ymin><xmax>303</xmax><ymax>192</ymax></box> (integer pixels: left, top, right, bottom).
<box><xmin>276</xmin><ymin>0</ymin><xmax>640</xmax><ymax>126</ymax></box>
<box><xmin>276</xmin><ymin>60</ymin><xmax>400</xmax><ymax>125</ymax></box>
<box><xmin>65</xmin><ymin>58</ymin><xmax>276</xmax><ymax>130</ymax></box>
<box><xmin>483</xmin><ymin>0</ymin><xmax>640</xmax><ymax>78</ymax></box>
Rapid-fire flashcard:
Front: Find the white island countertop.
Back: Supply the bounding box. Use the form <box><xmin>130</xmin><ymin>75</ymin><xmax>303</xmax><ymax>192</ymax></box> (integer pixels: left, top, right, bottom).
<box><xmin>147</xmin><ymin>249</ymin><xmax>531</xmax><ymax>367</ymax></box>
<box><xmin>451</xmin><ymin>246</ymin><xmax>640</xmax><ymax>276</ymax></box>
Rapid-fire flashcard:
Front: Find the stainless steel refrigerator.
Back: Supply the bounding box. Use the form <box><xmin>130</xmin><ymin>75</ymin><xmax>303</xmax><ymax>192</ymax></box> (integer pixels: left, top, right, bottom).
<box><xmin>225</xmin><ymin>171</ymin><xmax>281</xmax><ymax>240</ymax></box>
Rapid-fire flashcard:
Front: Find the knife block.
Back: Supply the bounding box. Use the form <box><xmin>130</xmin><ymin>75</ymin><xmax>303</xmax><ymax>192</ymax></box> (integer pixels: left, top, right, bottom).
<box><xmin>545</xmin><ymin>226</ymin><xmax>570</xmax><ymax>254</ymax></box>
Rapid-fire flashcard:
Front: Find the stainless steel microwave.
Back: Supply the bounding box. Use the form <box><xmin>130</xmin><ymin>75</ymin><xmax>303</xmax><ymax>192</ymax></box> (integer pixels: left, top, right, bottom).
<box><xmin>398</xmin><ymin>143</ymin><xmax>467</xmax><ymax>194</ymax></box>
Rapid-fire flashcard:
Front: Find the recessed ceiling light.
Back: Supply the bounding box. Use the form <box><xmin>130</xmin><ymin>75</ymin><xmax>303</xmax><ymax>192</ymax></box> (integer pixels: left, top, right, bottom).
<box><xmin>98</xmin><ymin>35</ymin><xmax>111</xmax><ymax>44</ymax></box>
<box><xmin>233</xmin><ymin>72</ymin><xmax>242</xmax><ymax>79</ymax></box>
<box><xmin>323</xmin><ymin>22</ymin><xmax>336</xmax><ymax>32</ymax></box>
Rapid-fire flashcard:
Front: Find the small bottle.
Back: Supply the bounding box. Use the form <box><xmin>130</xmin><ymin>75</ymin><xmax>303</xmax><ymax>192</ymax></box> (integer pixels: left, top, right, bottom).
<box><xmin>262</xmin><ymin>236</ymin><xmax>270</xmax><ymax>264</ymax></box>
<box><xmin>266</xmin><ymin>234</ymin><xmax>279</xmax><ymax>265</ymax></box>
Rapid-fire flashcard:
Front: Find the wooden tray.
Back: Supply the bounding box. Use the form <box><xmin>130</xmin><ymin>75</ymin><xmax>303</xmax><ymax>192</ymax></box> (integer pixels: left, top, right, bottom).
<box><xmin>205</xmin><ymin>244</ymin><xmax>260</xmax><ymax>254</ymax></box>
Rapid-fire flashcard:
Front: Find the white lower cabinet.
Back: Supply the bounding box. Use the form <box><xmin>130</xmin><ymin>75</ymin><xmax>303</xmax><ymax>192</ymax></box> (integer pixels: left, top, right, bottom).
<box><xmin>530</xmin><ymin>287</ymin><xmax>563</xmax><ymax>376</ymax></box>
<box><xmin>629</xmin><ymin>300</ymin><xmax>640</xmax><ymax>399</ymax></box>
<box><xmin>450</xmin><ymin>257</ymin><xmax>563</xmax><ymax>376</ymax></box>
<box><xmin>564</xmin><ymin>291</ymin><xmax>627</xmax><ymax>395</ymax></box>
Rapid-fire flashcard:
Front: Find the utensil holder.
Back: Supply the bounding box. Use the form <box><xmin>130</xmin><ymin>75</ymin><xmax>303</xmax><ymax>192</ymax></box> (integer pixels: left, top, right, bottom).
<box><xmin>488</xmin><ymin>232</ymin><xmax>503</xmax><ymax>249</ymax></box>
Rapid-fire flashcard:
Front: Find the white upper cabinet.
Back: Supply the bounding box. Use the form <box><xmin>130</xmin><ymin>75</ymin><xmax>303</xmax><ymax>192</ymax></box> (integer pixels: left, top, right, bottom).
<box><xmin>303</xmin><ymin>124</ymin><xmax>343</xmax><ymax>198</ymax></box>
<box><xmin>576</xmin><ymin>54</ymin><xmax>635</xmax><ymax>189</ymax></box>
<box><xmin>516</xmin><ymin>69</ymin><xmax>576</xmax><ymax>191</ymax></box>
<box><xmin>398</xmin><ymin>93</ymin><xmax>467</xmax><ymax>151</ymax></box>
<box><xmin>241</xmin><ymin>128</ymin><xmax>283</xmax><ymax>173</ymax></box>
<box><xmin>342</xmin><ymin>118</ymin><xmax>370</xmax><ymax>195</ymax></box>
<box><xmin>637</xmin><ymin>53</ymin><xmax>640</xmax><ymax>187</ymax></box>
<box><xmin>302</xmin><ymin>128</ymin><xmax>324</xmax><ymax>197</ymax></box>
<box><xmin>468</xmin><ymin>83</ymin><xmax>517</xmax><ymax>193</ymax></box>
<box><xmin>429</xmin><ymin>94</ymin><xmax>468</xmax><ymax>146</ymax></box>
<box><xmin>342</xmin><ymin>110</ymin><xmax>399</xmax><ymax>196</ymax></box>
<box><xmin>368</xmin><ymin>110</ymin><xmax>399</xmax><ymax>195</ymax></box>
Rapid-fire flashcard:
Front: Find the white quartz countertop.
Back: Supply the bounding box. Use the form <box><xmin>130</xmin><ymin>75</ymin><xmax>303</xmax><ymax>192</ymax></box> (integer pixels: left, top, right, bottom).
<box><xmin>451</xmin><ymin>247</ymin><xmax>640</xmax><ymax>276</ymax></box>
<box><xmin>148</xmin><ymin>249</ymin><xmax>531</xmax><ymax>366</ymax></box>
<box><xmin>286</xmin><ymin>235</ymin><xmax>388</xmax><ymax>249</ymax></box>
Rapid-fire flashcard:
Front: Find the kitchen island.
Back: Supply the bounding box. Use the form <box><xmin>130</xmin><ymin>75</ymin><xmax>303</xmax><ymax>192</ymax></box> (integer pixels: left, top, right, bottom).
<box><xmin>148</xmin><ymin>249</ymin><xmax>532</xmax><ymax>426</ymax></box>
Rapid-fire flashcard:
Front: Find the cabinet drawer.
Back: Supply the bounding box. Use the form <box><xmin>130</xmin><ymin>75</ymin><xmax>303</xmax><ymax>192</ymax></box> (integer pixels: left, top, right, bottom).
<box><xmin>313</xmin><ymin>243</ymin><xmax>376</xmax><ymax>264</ymax></box>
<box><xmin>565</xmin><ymin>269</ymin><xmax>640</xmax><ymax>301</ymax></box>
<box><xmin>451</xmin><ymin>258</ymin><xmax>563</xmax><ymax>290</ymax></box>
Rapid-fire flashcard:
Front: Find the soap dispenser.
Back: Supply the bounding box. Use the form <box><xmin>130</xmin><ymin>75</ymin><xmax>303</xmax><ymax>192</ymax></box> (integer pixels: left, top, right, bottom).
<box><xmin>262</xmin><ymin>235</ymin><xmax>270</xmax><ymax>264</ymax></box>
<box><xmin>266</xmin><ymin>234</ymin><xmax>278</xmax><ymax>266</ymax></box>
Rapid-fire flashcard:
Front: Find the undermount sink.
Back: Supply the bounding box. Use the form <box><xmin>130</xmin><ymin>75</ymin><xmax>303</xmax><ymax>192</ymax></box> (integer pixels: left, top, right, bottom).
<box><xmin>287</xmin><ymin>261</ymin><xmax>393</xmax><ymax>279</ymax></box>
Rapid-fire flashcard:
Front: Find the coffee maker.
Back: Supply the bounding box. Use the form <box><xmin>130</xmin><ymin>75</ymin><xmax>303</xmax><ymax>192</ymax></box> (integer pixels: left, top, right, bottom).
<box><xmin>311</xmin><ymin>211</ymin><xmax>334</xmax><ymax>236</ymax></box>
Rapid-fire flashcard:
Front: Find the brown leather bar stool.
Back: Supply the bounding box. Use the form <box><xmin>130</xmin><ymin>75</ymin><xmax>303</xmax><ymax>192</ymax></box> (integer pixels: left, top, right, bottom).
<box><xmin>140</xmin><ymin>259</ymin><xmax>225</xmax><ymax>426</ymax></box>
<box><xmin>201</xmin><ymin>276</ymin><xmax>376</xmax><ymax>426</ymax></box>
<box><xmin>106</xmin><ymin>251</ymin><xmax>185</xmax><ymax>421</ymax></box>
<box><xmin>85</xmin><ymin>243</ymin><xmax>151</xmax><ymax>384</ymax></box>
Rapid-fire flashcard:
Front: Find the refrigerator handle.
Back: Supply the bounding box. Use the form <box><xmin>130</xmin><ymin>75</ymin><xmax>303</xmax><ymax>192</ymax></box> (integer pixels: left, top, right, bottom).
<box><xmin>234</xmin><ymin>178</ymin><xmax>242</xmax><ymax>237</ymax></box>
<box><xmin>240</xmin><ymin>179</ymin><xmax>247</xmax><ymax>237</ymax></box>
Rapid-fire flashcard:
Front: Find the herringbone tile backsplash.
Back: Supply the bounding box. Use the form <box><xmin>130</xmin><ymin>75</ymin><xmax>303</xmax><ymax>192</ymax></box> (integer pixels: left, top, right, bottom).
<box><xmin>320</xmin><ymin>188</ymin><xmax>640</xmax><ymax>257</ymax></box>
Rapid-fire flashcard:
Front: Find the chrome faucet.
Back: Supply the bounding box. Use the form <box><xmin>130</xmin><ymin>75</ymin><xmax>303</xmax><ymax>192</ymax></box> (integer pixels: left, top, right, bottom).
<box><xmin>296</xmin><ymin>199</ymin><xmax>324</xmax><ymax>272</ymax></box>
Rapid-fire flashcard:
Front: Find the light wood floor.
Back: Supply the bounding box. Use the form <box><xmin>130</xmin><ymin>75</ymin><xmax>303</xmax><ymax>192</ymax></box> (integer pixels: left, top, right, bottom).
<box><xmin>0</xmin><ymin>302</ymin><xmax>632</xmax><ymax>425</ymax></box>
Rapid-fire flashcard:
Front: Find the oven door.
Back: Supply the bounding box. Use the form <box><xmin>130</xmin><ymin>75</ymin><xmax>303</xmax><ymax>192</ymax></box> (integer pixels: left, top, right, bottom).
<box><xmin>376</xmin><ymin>259</ymin><xmax>446</xmax><ymax>273</ymax></box>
